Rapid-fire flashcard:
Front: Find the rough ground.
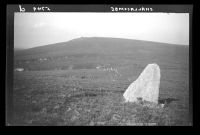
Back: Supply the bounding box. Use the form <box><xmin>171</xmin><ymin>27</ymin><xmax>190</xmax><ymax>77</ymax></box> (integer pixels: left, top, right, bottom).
<box><xmin>13</xmin><ymin>69</ymin><xmax>189</xmax><ymax>126</ymax></box>
<box><xmin>13</xmin><ymin>38</ymin><xmax>190</xmax><ymax>126</ymax></box>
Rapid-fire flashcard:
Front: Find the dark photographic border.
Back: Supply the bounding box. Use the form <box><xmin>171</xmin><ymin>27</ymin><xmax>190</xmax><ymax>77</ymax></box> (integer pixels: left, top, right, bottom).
<box><xmin>4</xmin><ymin>3</ymin><xmax>196</xmax><ymax>127</ymax></box>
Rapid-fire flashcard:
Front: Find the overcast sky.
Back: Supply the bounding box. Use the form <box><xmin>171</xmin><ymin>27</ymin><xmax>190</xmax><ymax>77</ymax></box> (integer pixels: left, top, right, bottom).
<box><xmin>14</xmin><ymin>13</ymin><xmax>189</xmax><ymax>49</ymax></box>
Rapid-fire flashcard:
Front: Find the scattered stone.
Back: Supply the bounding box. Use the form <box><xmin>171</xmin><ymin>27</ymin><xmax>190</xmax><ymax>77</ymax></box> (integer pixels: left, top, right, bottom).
<box><xmin>41</xmin><ymin>107</ymin><xmax>47</xmax><ymax>113</ymax></box>
<box><xmin>89</xmin><ymin>121</ymin><xmax>95</xmax><ymax>126</ymax></box>
<box><xmin>71</xmin><ymin>115</ymin><xmax>78</xmax><ymax>121</ymax></box>
<box><xmin>54</xmin><ymin>105</ymin><xmax>60</xmax><ymax>109</ymax></box>
<box><xmin>86</xmin><ymin>109</ymin><xmax>91</xmax><ymax>113</ymax></box>
<box><xmin>142</xmin><ymin>101</ymin><xmax>158</xmax><ymax>108</ymax></box>
<box><xmin>26</xmin><ymin>120</ymin><xmax>33</xmax><ymax>124</ymax></box>
<box><xmin>112</xmin><ymin>114</ymin><xmax>121</xmax><ymax>121</ymax></box>
<box><xmin>70</xmin><ymin>110</ymin><xmax>80</xmax><ymax>121</ymax></box>
<box><xmin>123</xmin><ymin>63</ymin><xmax>161</xmax><ymax>104</ymax></box>
<box><xmin>39</xmin><ymin>58</ymin><xmax>47</xmax><ymax>62</ymax></box>
<box><xmin>67</xmin><ymin>107</ymin><xmax>72</xmax><ymax>112</ymax></box>
<box><xmin>32</xmin><ymin>100</ymin><xmax>37</xmax><ymax>104</ymax></box>
<box><xmin>74</xmin><ymin>110</ymin><xmax>80</xmax><ymax>116</ymax></box>
<box><xmin>158</xmin><ymin>103</ymin><xmax>165</xmax><ymax>108</ymax></box>
<box><xmin>126</xmin><ymin>121</ymin><xmax>141</xmax><ymax>126</ymax></box>
<box><xmin>96</xmin><ymin>121</ymin><xmax>106</xmax><ymax>125</ymax></box>
<box><xmin>122</xmin><ymin>118</ymin><xmax>126</xmax><ymax>123</ymax></box>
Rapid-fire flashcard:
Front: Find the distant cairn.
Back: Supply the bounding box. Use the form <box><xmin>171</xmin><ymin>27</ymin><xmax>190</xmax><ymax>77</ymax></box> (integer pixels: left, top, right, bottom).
<box><xmin>14</xmin><ymin>68</ymin><xmax>24</xmax><ymax>72</ymax></box>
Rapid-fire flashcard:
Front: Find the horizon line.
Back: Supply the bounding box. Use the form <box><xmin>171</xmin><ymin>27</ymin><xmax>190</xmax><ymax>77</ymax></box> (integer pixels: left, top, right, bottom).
<box><xmin>14</xmin><ymin>36</ymin><xmax>189</xmax><ymax>50</ymax></box>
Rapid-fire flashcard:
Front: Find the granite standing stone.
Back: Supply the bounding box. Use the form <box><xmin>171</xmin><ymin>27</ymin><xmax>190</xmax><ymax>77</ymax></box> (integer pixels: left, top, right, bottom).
<box><xmin>123</xmin><ymin>63</ymin><xmax>161</xmax><ymax>104</ymax></box>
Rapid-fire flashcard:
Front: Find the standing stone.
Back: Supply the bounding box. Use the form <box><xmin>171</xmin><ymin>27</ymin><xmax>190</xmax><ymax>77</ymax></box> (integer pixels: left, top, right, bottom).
<box><xmin>123</xmin><ymin>63</ymin><xmax>161</xmax><ymax>104</ymax></box>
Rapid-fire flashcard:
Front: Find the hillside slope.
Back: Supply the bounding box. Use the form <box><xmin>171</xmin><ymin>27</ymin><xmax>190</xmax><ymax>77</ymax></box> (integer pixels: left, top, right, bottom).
<box><xmin>14</xmin><ymin>37</ymin><xmax>188</xmax><ymax>60</ymax></box>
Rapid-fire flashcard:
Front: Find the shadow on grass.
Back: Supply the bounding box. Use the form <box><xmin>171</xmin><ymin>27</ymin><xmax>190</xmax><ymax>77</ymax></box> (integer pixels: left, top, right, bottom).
<box><xmin>158</xmin><ymin>98</ymin><xmax>179</xmax><ymax>105</ymax></box>
<box><xmin>13</xmin><ymin>85</ymin><xmax>185</xmax><ymax>126</ymax></box>
<box><xmin>71</xmin><ymin>92</ymin><xmax>98</xmax><ymax>98</ymax></box>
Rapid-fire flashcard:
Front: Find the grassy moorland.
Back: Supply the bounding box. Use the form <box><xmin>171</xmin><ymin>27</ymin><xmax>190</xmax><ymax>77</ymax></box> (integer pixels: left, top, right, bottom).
<box><xmin>13</xmin><ymin>37</ymin><xmax>190</xmax><ymax>126</ymax></box>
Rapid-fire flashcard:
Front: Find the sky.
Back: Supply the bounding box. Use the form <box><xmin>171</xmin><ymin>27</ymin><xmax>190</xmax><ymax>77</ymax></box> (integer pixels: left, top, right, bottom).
<box><xmin>14</xmin><ymin>13</ymin><xmax>189</xmax><ymax>49</ymax></box>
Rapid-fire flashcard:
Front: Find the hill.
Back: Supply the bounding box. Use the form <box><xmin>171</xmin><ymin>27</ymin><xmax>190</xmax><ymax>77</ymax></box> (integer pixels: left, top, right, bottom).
<box><xmin>14</xmin><ymin>37</ymin><xmax>188</xmax><ymax>60</ymax></box>
<box><xmin>14</xmin><ymin>37</ymin><xmax>188</xmax><ymax>72</ymax></box>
